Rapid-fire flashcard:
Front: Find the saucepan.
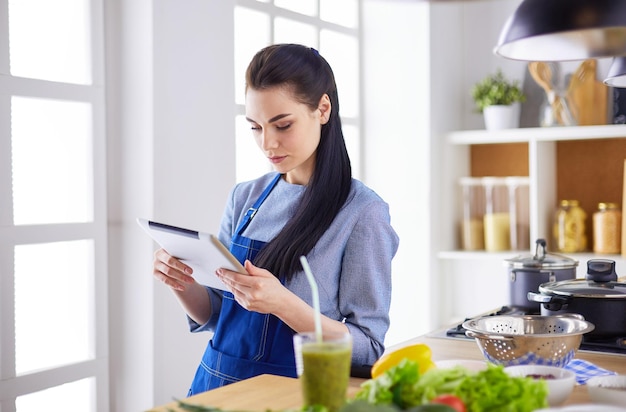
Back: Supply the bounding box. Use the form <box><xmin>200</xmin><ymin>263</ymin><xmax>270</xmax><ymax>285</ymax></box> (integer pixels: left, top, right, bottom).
<box><xmin>528</xmin><ymin>259</ymin><xmax>626</xmax><ymax>337</ymax></box>
<box><xmin>504</xmin><ymin>239</ymin><xmax>578</xmax><ymax>312</ymax></box>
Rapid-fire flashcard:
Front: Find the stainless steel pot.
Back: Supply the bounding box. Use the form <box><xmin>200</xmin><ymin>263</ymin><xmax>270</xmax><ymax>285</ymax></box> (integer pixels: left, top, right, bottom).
<box><xmin>528</xmin><ymin>259</ymin><xmax>626</xmax><ymax>337</ymax></box>
<box><xmin>505</xmin><ymin>239</ymin><xmax>578</xmax><ymax>312</ymax></box>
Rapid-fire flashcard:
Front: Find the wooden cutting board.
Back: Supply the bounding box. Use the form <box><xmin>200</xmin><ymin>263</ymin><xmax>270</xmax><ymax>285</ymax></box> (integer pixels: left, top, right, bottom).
<box><xmin>147</xmin><ymin>374</ymin><xmax>364</xmax><ymax>412</ymax></box>
<box><xmin>568</xmin><ymin>59</ymin><xmax>609</xmax><ymax>125</ymax></box>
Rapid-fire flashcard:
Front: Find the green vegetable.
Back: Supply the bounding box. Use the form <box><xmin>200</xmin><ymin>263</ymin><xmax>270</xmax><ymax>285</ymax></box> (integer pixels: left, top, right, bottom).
<box><xmin>343</xmin><ymin>399</ymin><xmax>455</xmax><ymax>412</ymax></box>
<box><xmin>354</xmin><ymin>359</ymin><xmax>422</xmax><ymax>408</ymax></box>
<box><xmin>340</xmin><ymin>400</ymin><xmax>399</xmax><ymax>412</ymax></box>
<box><xmin>354</xmin><ymin>360</ymin><xmax>473</xmax><ymax>409</ymax></box>
<box><xmin>353</xmin><ymin>360</ymin><xmax>548</xmax><ymax>412</ymax></box>
<box><xmin>454</xmin><ymin>366</ymin><xmax>548</xmax><ymax>412</ymax></box>
<box><xmin>405</xmin><ymin>406</ymin><xmax>456</xmax><ymax>412</ymax></box>
<box><xmin>168</xmin><ymin>399</ymin><xmax>225</xmax><ymax>411</ymax></box>
<box><xmin>413</xmin><ymin>366</ymin><xmax>472</xmax><ymax>403</ymax></box>
<box><xmin>302</xmin><ymin>406</ymin><xmax>332</xmax><ymax>412</ymax></box>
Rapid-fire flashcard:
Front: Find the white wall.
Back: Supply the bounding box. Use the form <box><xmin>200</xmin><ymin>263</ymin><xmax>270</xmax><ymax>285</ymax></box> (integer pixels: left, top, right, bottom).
<box><xmin>151</xmin><ymin>0</ymin><xmax>237</xmax><ymax>405</ymax></box>
<box><xmin>106</xmin><ymin>0</ymin><xmax>236</xmax><ymax>410</ymax></box>
<box><xmin>360</xmin><ymin>0</ymin><xmax>521</xmax><ymax>345</ymax></box>
<box><xmin>105</xmin><ymin>0</ymin><xmax>157</xmax><ymax>410</ymax></box>
<box><xmin>361</xmin><ymin>0</ymin><xmax>433</xmax><ymax>346</ymax></box>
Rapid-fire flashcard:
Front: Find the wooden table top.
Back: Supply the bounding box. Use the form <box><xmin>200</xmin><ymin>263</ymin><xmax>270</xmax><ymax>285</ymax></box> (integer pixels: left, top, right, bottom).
<box><xmin>148</xmin><ymin>334</ymin><xmax>626</xmax><ymax>412</ymax></box>
<box><xmin>147</xmin><ymin>374</ymin><xmax>363</xmax><ymax>412</ymax></box>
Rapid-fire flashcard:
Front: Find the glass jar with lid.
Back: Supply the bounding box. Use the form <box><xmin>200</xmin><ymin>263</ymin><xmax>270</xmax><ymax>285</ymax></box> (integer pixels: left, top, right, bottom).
<box><xmin>459</xmin><ymin>177</ymin><xmax>485</xmax><ymax>250</ymax></box>
<box><xmin>506</xmin><ymin>176</ymin><xmax>530</xmax><ymax>251</ymax></box>
<box><xmin>482</xmin><ymin>177</ymin><xmax>510</xmax><ymax>251</ymax></box>
<box><xmin>593</xmin><ymin>202</ymin><xmax>622</xmax><ymax>254</ymax></box>
<box><xmin>554</xmin><ymin>199</ymin><xmax>587</xmax><ymax>253</ymax></box>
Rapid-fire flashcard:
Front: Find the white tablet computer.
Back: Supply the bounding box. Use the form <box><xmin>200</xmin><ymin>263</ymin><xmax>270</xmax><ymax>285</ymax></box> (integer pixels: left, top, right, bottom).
<box><xmin>137</xmin><ymin>218</ymin><xmax>246</xmax><ymax>291</ymax></box>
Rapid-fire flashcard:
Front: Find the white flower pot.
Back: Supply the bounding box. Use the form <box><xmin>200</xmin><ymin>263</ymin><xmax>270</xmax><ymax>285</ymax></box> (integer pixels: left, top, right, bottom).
<box><xmin>483</xmin><ymin>103</ymin><xmax>521</xmax><ymax>130</ymax></box>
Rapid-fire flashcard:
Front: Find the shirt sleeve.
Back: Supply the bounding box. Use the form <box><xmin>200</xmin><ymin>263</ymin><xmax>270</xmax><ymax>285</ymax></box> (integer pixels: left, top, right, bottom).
<box><xmin>188</xmin><ymin>286</ymin><xmax>223</xmax><ymax>332</ymax></box>
<box><xmin>339</xmin><ymin>199</ymin><xmax>399</xmax><ymax>366</ymax></box>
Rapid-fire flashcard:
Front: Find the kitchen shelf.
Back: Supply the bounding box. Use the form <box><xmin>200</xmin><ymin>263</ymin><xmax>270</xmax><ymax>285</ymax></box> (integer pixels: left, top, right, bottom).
<box><xmin>438</xmin><ymin>250</ymin><xmax>523</xmax><ymax>260</ymax></box>
<box><xmin>437</xmin><ymin>124</ymin><xmax>626</xmax><ymax>327</ymax></box>
<box><xmin>439</xmin><ymin>249</ymin><xmax>623</xmax><ymax>257</ymax></box>
<box><xmin>448</xmin><ymin>124</ymin><xmax>626</xmax><ymax>145</ymax></box>
<box><xmin>439</xmin><ymin>250</ymin><xmax>625</xmax><ymax>262</ymax></box>
<box><xmin>443</xmin><ymin>124</ymin><xmax>626</xmax><ymax>256</ymax></box>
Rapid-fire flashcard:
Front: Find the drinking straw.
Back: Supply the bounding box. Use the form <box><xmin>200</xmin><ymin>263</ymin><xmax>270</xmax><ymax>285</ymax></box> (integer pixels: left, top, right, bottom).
<box><xmin>300</xmin><ymin>255</ymin><xmax>322</xmax><ymax>343</ymax></box>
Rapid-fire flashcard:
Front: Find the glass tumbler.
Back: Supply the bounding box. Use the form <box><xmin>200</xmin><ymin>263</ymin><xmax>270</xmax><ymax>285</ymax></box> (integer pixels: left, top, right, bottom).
<box><xmin>293</xmin><ymin>331</ymin><xmax>352</xmax><ymax>412</ymax></box>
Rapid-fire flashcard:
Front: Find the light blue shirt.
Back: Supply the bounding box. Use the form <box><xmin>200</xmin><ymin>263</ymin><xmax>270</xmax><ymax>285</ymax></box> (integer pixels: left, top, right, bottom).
<box><xmin>193</xmin><ymin>172</ymin><xmax>399</xmax><ymax>366</ymax></box>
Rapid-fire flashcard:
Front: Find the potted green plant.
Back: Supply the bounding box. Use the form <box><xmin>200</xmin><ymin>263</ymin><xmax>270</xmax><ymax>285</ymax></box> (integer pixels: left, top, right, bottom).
<box><xmin>472</xmin><ymin>69</ymin><xmax>525</xmax><ymax>130</ymax></box>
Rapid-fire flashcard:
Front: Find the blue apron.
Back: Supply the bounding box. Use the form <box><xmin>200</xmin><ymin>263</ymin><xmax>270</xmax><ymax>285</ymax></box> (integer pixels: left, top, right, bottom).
<box><xmin>188</xmin><ymin>173</ymin><xmax>297</xmax><ymax>395</ymax></box>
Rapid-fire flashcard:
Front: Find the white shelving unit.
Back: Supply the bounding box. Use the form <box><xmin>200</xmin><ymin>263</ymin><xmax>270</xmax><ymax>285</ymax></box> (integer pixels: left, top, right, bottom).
<box><xmin>447</xmin><ymin>124</ymin><xmax>626</xmax><ymax>254</ymax></box>
<box><xmin>447</xmin><ymin>124</ymin><xmax>626</xmax><ymax>144</ymax></box>
<box><xmin>435</xmin><ymin>124</ymin><xmax>626</xmax><ymax>325</ymax></box>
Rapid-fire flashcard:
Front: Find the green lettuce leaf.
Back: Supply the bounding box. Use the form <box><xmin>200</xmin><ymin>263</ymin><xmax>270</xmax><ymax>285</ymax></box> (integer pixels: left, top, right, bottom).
<box><xmin>353</xmin><ymin>360</ymin><xmax>548</xmax><ymax>412</ymax></box>
<box><xmin>354</xmin><ymin>359</ymin><xmax>421</xmax><ymax>408</ymax></box>
<box><xmin>453</xmin><ymin>365</ymin><xmax>548</xmax><ymax>412</ymax></box>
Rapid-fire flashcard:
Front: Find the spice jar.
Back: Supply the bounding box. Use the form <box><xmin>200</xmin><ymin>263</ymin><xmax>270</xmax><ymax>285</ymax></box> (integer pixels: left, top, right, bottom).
<box><xmin>554</xmin><ymin>199</ymin><xmax>587</xmax><ymax>253</ymax></box>
<box><xmin>593</xmin><ymin>202</ymin><xmax>622</xmax><ymax>254</ymax></box>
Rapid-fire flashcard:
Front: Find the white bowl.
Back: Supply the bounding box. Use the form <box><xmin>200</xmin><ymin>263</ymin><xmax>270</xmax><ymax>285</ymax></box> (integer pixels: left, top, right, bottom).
<box><xmin>504</xmin><ymin>365</ymin><xmax>576</xmax><ymax>406</ymax></box>
<box><xmin>586</xmin><ymin>375</ymin><xmax>626</xmax><ymax>407</ymax></box>
<box><xmin>535</xmin><ymin>406</ymin><xmax>626</xmax><ymax>412</ymax></box>
<box><xmin>435</xmin><ymin>359</ymin><xmax>487</xmax><ymax>372</ymax></box>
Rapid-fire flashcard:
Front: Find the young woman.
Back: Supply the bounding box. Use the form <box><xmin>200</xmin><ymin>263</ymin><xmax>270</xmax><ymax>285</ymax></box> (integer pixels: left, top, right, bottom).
<box><xmin>152</xmin><ymin>43</ymin><xmax>399</xmax><ymax>394</ymax></box>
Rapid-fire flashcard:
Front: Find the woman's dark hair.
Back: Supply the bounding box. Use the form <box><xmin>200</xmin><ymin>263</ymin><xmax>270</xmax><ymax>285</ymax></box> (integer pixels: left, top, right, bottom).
<box><xmin>246</xmin><ymin>43</ymin><xmax>352</xmax><ymax>280</ymax></box>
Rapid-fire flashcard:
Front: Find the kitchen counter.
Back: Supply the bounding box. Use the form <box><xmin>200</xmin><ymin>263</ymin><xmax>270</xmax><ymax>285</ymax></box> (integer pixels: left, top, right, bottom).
<box><xmin>147</xmin><ymin>374</ymin><xmax>363</xmax><ymax>412</ymax></box>
<box><xmin>393</xmin><ymin>334</ymin><xmax>626</xmax><ymax>406</ymax></box>
<box><xmin>148</xmin><ymin>334</ymin><xmax>626</xmax><ymax>411</ymax></box>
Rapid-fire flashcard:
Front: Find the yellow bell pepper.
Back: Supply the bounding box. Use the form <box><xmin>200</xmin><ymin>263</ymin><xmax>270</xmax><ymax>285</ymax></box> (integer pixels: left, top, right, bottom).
<box><xmin>371</xmin><ymin>343</ymin><xmax>435</xmax><ymax>378</ymax></box>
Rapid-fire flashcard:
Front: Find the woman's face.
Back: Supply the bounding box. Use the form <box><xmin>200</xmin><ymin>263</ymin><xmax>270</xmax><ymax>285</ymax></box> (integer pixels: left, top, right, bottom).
<box><xmin>245</xmin><ymin>86</ymin><xmax>330</xmax><ymax>186</ymax></box>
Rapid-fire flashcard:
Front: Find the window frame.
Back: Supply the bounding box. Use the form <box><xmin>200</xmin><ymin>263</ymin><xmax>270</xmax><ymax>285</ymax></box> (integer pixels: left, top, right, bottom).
<box><xmin>0</xmin><ymin>0</ymin><xmax>109</xmax><ymax>410</ymax></box>
<box><xmin>234</xmin><ymin>0</ymin><xmax>363</xmax><ymax>181</ymax></box>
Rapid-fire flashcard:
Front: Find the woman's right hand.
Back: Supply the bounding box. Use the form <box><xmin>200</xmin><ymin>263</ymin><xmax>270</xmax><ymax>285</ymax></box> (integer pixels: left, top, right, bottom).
<box><xmin>153</xmin><ymin>248</ymin><xmax>196</xmax><ymax>292</ymax></box>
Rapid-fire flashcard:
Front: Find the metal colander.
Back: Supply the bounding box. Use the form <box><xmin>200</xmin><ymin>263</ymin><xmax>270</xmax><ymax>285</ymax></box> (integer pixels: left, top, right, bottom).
<box><xmin>461</xmin><ymin>314</ymin><xmax>595</xmax><ymax>367</ymax></box>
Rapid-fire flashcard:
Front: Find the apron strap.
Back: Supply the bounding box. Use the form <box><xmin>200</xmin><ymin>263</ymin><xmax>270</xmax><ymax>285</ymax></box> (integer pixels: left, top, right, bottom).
<box><xmin>235</xmin><ymin>173</ymin><xmax>282</xmax><ymax>236</ymax></box>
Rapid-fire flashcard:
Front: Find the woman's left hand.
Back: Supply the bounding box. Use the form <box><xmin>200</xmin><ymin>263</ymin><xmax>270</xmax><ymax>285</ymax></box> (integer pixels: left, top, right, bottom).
<box><xmin>219</xmin><ymin>261</ymin><xmax>348</xmax><ymax>335</ymax></box>
<box><xmin>216</xmin><ymin>260</ymin><xmax>289</xmax><ymax>314</ymax></box>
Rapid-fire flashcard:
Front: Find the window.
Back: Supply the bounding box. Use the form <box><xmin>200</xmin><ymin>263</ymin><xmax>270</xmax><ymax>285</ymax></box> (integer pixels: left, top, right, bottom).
<box><xmin>234</xmin><ymin>0</ymin><xmax>361</xmax><ymax>182</ymax></box>
<box><xmin>0</xmin><ymin>0</ymin><xmax>108</xmax><ymax>411</ymax></box>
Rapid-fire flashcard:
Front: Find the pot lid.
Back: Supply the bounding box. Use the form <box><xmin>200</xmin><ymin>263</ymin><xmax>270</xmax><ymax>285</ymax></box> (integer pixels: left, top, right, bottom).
<box><xmin>539</xmin><ymin>259</ymin><xmax>626</xmax><ymax>299</ymax></box>
<box><xmin>505</xmin><ymin>238</ymin><xmax>579</xmax><ymax>269</ymax></box>
<box><xmin>539</xmin><ymin>278</ymin><xmax>626</xmax><ymax>298</ymax></box>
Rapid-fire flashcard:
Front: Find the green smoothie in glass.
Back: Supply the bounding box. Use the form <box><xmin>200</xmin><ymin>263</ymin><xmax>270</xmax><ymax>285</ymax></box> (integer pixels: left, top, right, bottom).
<box><xmin>294</xmin><ymin>332</ymin><xmax>352</xmax><ymax>412</ymax></box>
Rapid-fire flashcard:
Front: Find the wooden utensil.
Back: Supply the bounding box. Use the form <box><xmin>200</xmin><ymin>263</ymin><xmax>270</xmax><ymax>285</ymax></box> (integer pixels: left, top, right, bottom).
<box><xmin>569</xmin><ymin>60</ymin><xmax>595</xmax><ymax>125</ymax></box>
<box><xmin>566</xmin><ymin>61</ymin><xmax>590</xmax><ymax>123</ymax></box>
<box><xmin>529</xmin><ymin>62</ymin><xmax>575</xmax><ymax>126</ymax></box>
<box><xmin>528</xmin><ymin>61</ymin><xmax>553</xmax><ymax>94</ymax></box>
<box><xmin>528</xmin><ymin>62</ymin><xmax>557</xmax><ymax>125</ymax></box>
<box><xmin>568</xmin><ymin>60</ymin><xmax>608</xmax><ymax>125</ymax></box>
